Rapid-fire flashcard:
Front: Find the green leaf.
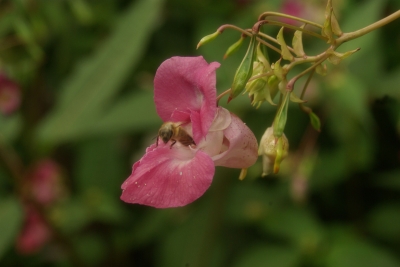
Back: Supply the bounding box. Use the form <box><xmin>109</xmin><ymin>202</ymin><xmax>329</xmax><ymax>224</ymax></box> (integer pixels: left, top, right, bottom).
<box><xmin>74</xmin><ymin>234</ymin><xmax>107</xmax><ymax>266</ymax></box>
<box><xmin>309</xmin><ymin>112</ymin><xmax>321</xmax><ymax>132</ymax></box>
<box><xmin>309</xmin><ymin>148</ymin><xmax>348</xmax><ymax>189</ymax></box>
<box><xmin>0</xmin><ymin>197</ymin><xmax>23</xmax><ymax>260</ymax></box>
<box><xmin>260</xmin><ymin>207</ymin><xmax>324</xmax><ymax>250</ymax></box>
<box><xmin>90</xmin><ymin>90</ymin><xmax>159</xmax><ymax>136</ymax></box>
<box><xmin>277</xmin><ymin>27</ymin><xmax>294</xmax><ymax>61</ymax></box>
<box><xmin>292</xmin><ymin>25</ymin><xmax>305</xmax><ymax>57</ymax></box>
<box><xmin>0</xmin><ymin>114</ymin><xmax>22</xmax><ymax>142</ymax></box>
<box><xmin>328</xmin><ymin>49</ymin><xmax>360</xmax><ymax>65</ymax></box>
<box><xmin>233</xmin><ymin>245</ymin><xmax>301</xmax><ymax>267</ymax></box>
<box><xmin>321</xmin><ymin>0</ymin><xmax>334</xmax><ymax>44</ymax></box>
<box><xmin>158</xmin><ymin>202</ymin><xmax>223</xmax><ymax>267</ymax></box>
<box><xmin>315</xmin><ymin>63</ymin><xmax>327</xmax><ymax>76</ymax></box>
<box><xmin>36</xmin><ymin>0</ymin><xmax>165</xmax><ymax>145</ymax></box>
<box><xmin>326</xmin><ymin>235</ymin><xmax>400</xmax><ymax>267</ymax></box>
<box><xmin>75</xmin><ymin>137</ymin><xmax>125</xmax><ymax>196</ymax></box>
<box><xmin>367</xmin><ymin>203</ymin><xmax>400</xmax><ymax>242</ymax></box>
<box><xmin>373</xmin><ymin>170</ymin><xmax>400</xmax><ymax>190</ymax></box>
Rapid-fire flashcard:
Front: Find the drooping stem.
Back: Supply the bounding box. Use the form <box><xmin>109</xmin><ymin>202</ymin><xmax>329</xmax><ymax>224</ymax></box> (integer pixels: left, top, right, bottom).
<box><xmin>300</xmin><ymin>69</ymin><xmax>315</xmax><ymax>99</ymax></box>
<box><xmin>257</xmin><ymin>32</ymin><xmax>296</xmax><ymax>53</ymax></box>
<box><xmin>256</xmin><ymin>37</ymin><xmax>282</xmax><ymax>54</ymax></box>
<box><xmin>258</xmin><ymin>11</ymin><xmax>323</xmax><ymax>29</ymax></box>
<box><xmin>336</xmin><ymin>10</ymin><xmax>400</xmax><ymax>46</ymax></box>
<box><xmin>217</xmin><ymin>24</ymin><xmax>250</xmax><ymax>36</ymax></box>
<box><xmin>216</xmin><ymin>88</ymin><xmax>232</xmax><ymax>105</ymax></box>
<box><xmin>299</xmin><ymin>69</ymin><xmax>315</xmax><ymax>114</ymax></box>
<box><xmin>259</xmin><ymin>20</ymin><xmax>327</xmax><ymax>41</ymax></box>
<box><xmin>287</xmin><ymin>56</ymin><xmax>327</xmax><ymax>91</ymax></box>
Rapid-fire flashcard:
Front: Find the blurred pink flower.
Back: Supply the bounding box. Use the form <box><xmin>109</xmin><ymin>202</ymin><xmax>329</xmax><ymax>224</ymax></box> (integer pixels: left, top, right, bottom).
<box><xmin>280</xmin><ymin>0</ymin><xmax>325</xmax><ymax>25</ymax></box>
<box><xmin>16</xmin><ymin>207</ymin><xmax>51</xmax><ymax>255</ymax></box>
<box><xmin>29</xmin><ymin>159</ymin><xmax>65</xmax><ymax>206</ymax></box>
<box><xmin>0</xmin><ymin>73</ymin><xmax>21</xmax><ymax>115</ymax></box>
<box><xmin>121</xmin><ymin>56</ymin><xmax>258</xmax><ymax>208</ymax></box>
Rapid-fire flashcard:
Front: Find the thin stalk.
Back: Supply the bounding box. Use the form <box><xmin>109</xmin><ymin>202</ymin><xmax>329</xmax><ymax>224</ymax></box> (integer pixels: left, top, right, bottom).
<box><xmin>217</xmin><ymin>24</ymin><xmax>250</xmax><ymax>36</ymax></box>
<box><xmin>216</xmin><ymin>88</ymin><xmax>231</xmax><ymax>105</ymax></box>
<box><xmin>336</xmin><ymin>10</ymin><xmax>400</xmax><ymax>46</ymax></box>
<box><xmin>287</xmin><ymin>57</ymin><xmax>327</xmax><ymax>90</ymax></box>
<box><xmin>260</xmin><ymin>20</ymin><xmax>327</xmax><ymax>41</ymax></box>
<box><xmin>300</xmin><ymin>69</ymin><xmax>315</xmax><ymax>99</ymax></box>
<box><xmin>256</xmin><ymin>37</ymin><xmax>282</xmax><ymax>54</ymax></box>
<box><xmin>299</xmin><ymin>69</ymin><xmax>315</xmax><ymax>114</ymax></box>
<box><xmin>257</xmin><ymin>32</ymin><xmax>296</xmax><ymax>53</ymax></box>
<box><xmin>258</xmin><ymin>11</ymin><xmax>323</xmax><ymax>29</ymax></box>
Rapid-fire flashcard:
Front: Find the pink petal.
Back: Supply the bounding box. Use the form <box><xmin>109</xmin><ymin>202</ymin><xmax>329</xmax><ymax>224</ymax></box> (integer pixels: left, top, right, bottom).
<box><xmin>16</xmin><ymin>207</ymin><xmax>51</xmax><ymax>254</ymax></box>
<box><xmin>212</xmin><ymin>113</ymin><xmax>258</xmax><ymax>168</ymax></box>
<box><xmin>209</xmin><ymin>107</ymin><xmax>231</xmax><ymax>132</ymax></box>
<box><xmin>121</xmin><ymin>144</ymin><xmax>214</xmax><ymax>208</ymax></box>
<box><xmin>0</xmin><ymin>73</ymin><xmax>20</xmax><ymax>115</ymax></box>
<box><xmin>154</xmin><ymin>56</ymin><xmax>220</xmax><ymax>140</ymax></box>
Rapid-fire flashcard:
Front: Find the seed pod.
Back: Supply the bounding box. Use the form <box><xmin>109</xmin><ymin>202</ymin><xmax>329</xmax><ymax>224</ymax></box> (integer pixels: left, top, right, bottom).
<box><xmin>229</xmin><ymin>34</ymin><xmax>257</xmax><ymax>101</ymax></box>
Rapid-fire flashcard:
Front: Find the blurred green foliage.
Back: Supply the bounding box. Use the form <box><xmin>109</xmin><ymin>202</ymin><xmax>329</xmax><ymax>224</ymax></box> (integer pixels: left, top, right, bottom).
<box><xmin>0</xmin><ymin>0</ymin><xmax>399</xmax><ymax>266</ymax></box>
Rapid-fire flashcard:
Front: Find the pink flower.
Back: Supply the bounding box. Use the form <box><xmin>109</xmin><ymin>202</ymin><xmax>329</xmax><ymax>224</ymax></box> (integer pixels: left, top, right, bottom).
<box><xmin>121</xmin><ymin>56</ymin><xmax>258</xmax><ymax>208</ymax></box>
<box><xmin>16</xmin><ymin>207</ymin><xmax>51</xmax><ymax>255</ymax></box>
<box><xmin>280</xmin><ymin>0</ymin><xmax>325</xmax><ymax>25</ymax></box>
<box><xmin>28</xmin><ymin>159</ymin><xmax>65</xmax><ymax>206</ymax></box>
<box><xmin>0</xmin><ymin>73</ymin><xmax>20</xmax><ymax>115</ymax></box>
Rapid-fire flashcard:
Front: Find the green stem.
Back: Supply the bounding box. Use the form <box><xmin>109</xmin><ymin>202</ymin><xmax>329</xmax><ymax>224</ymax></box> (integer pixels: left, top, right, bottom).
<box><xmin>299</xmin><ymin>70</ymin><xmax>315</xmax><ymax>114</ymax></box>
<box><xmin>217</xmin><ymin>24</ymin><xmax>249</xmax><ymax>36</ymax></box>
<box><xmin>216</xmin><ymin>88</ymin><xmax>231</xmax><ymax>105</ymax></box>
<box><xmin>260</xmin><ymin>20</ymin><xmax>327</xmax><ymax>41</ymax></box>
<box><xmin>256</xmin><ymin>37</ymin><xmax>282</xmax><ymax>54</ymax></box>
<box><xmin>287</xmin><ymin>56</ymin><xmax>327</xmax><ymax>90</ymax></box>
<box><xmin>258</xmin><ymin>11</ymin><xmax>323</xmax><ymax>29</ymax></box>
<box><xmin>336</xmin><ymin>10</ymin><xmax>400</xmax><ymax>46</ymax></box>
<box><xmin>257</xmin><ymin>32</ymin><xmax>296</xmax><ymax>53</ymax></box>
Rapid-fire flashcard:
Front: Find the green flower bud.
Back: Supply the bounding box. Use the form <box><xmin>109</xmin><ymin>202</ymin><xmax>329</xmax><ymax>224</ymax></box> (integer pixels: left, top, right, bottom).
<box><xmin>196</xmin><ymin>31</ymin><xmax>220</xmax><ymax>49</ymax></box>
<box><xmin>273</xmin><ymin>90</ymin><xmax>290</xmax><ymax>137</ymax></box>
<box><xmin>242</xmin><ymin>44</ymin><xmax>279</xmax><ymax>107</ymax></box>
<box><xmin>224</xmin><ymin>36</ymin><xmax>244</xmax><ymax>59</ymax></box>
<box><xmin>229</xmin><ymin>34</ymin><xmax>257</xmax><ymax>101</ymax></box>
<box><xmin>258</xmin><ymin>127</ymin><xmax>289</xmax><ymax>176</ymax></box>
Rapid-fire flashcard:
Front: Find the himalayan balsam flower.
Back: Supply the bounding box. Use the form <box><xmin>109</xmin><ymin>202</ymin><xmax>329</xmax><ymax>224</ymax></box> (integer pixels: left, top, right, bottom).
<box><xmin>16</xmin><ymin>159</ymin><xmax>65</xmax><ymax>254</ymax></box>
<box><xmin>16</xmin><ymin>207</ymin><xmax>51</xmax><ymax>255</ymax></box>
<box><xmin>121</xmin><ymin>56</ymin><xmax>258</xmax><ymax>208</ymax></box>
<box><xmin>0</xmin><ymin>73</ymin><xmax>20</xmax><ymax>115</ymax></box>
<box><xmin>29</xmin><ymin>159</ymin><xmax>65</xmax><ymax>206</ymax></box>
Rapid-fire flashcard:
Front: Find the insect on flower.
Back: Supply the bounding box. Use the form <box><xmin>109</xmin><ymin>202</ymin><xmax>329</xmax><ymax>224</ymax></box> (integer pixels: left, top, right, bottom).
<box><xmin>157</xmin><ymin>122</ymin><xmax>196</xmax><ymax>148</ymax></box>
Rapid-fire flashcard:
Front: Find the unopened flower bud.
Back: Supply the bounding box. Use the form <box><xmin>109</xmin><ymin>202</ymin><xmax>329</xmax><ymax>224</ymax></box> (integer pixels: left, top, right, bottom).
<box><xmin>224</xmin><ymin>36</ymin><xmax>244</xmax><ymax>59</ymax></box>
<box><xmin>196</xmin><ymin>31</ymin><xmax>221</xmax><ymax>49</ymax></box>
<box><xmin>258</xmin><ymin>126</ymin><xmax>289</xmax><ymax>176</ymax></box>
<box><xmin>244</xmin><ymin>45</ymin><xmax>278</xmax><ymax>107</ymax></box>
<box><xmin>273</xmin><ymin>90</ymin><xmax>290</xmax><ymax>137</ymax></box>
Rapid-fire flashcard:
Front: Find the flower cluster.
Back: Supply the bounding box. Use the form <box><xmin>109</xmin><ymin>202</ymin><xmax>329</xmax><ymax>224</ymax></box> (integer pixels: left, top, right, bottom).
<box><xmin>17</xmin><ymin>160</ymin><xmax>65</xmax><ymax>254</ymax></box>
